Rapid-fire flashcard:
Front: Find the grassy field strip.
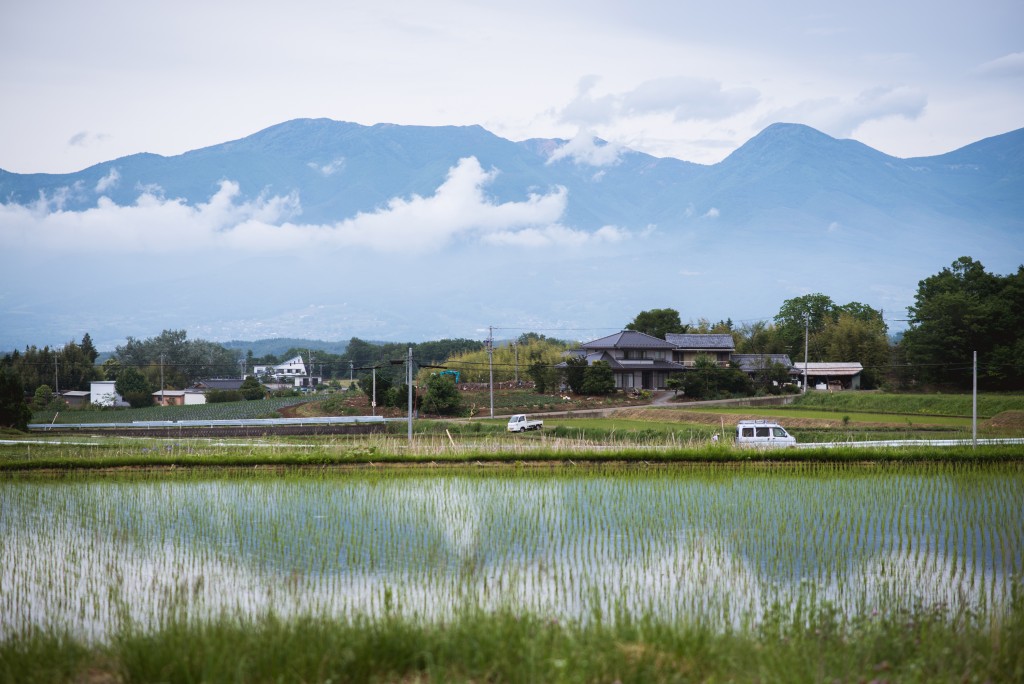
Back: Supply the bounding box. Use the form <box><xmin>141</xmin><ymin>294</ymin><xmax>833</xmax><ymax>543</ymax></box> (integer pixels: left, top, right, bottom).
<box><xmin>676</xmin><ymin>406</ymin><xmax>972</xmax><ymax>426</ymax></box>
<box><xmin>799</xmin><ymin>437</ymin><xmax>1024</xmax><ymax>448</ymax></box>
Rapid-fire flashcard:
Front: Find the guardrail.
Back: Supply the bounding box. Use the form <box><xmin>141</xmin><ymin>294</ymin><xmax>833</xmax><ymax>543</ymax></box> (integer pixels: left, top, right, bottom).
<box><xmin>28</xmin><ymin>416</ymin><xmax>390</xmax><ymax>431</ymax></box>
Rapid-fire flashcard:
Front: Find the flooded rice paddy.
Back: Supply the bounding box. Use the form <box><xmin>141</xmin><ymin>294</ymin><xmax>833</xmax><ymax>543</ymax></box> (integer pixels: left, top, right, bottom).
<box><xmin>1</xmin><ymin>463</ymin><xmax>1021</xmax><ymax>641</ymax></box>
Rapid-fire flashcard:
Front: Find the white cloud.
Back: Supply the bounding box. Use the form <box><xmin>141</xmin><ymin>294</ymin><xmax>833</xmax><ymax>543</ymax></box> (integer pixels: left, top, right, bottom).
<box><xmin>547</xmin><ymin>129</ymin><xmax>623</xmax><ymax>167</ymax></box>
<box><xmin>702</xmin><ymin>207</ymin><xmax>720</xmax><ymax>219</ymax></box>
<box><xmin>308</xmin><ymin>158</ymin><xmax>345</xmax><ymax>176</ymax></box>
<box><xmin>0</xmin><ymin>157</ymin><xmax>580</xmax><ymax>253</ymax></box>
<box><xmin>828</xmin><ymin>221</ymin><xmax>841</xmax><ymax>233</ymax></box>
<box><xmin>67</xmin><ymin>131</ymin><xmax>108</xmax><ymax>148</ymax></box>
<box><xmin>95</xmin><ymin>168</ymin><xmax>119</xmax><ymax>193</ymax></box>
<box><xmin>558</xmin><ymin>75</ymin><xmax>760</xmax><ymax>128</ymax></box>
<box><xmin>976</xmin><ymin>52</ymin><xmax>1024</xmax><ymax>78</ymax></box>
<box><xmin>765</xmin><ymin>86</ymin><xmax>927</xmax><ymax>138</ymax></box>
<box><xmin>481</xmin><ymin>223</ymin><xmax>629</xmax><ymax>248</ymax></box>
<box><xmin>621</xmin><ymin>76</ymin><xmax>760</xmax><ymax>122</ymax></box>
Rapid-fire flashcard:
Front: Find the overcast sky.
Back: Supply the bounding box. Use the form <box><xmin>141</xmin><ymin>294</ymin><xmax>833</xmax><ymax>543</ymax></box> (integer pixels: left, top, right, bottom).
<box><xmin>1</xmin><ymin>0</ymin><xmax>1022</xmax><ymax>174</ymax></box>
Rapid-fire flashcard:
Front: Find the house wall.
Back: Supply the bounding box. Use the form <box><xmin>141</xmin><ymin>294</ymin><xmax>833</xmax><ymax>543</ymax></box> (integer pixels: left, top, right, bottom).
<box><xmin>184</xmin><ymin>392</ymin><xmax>206</xmax><ymax>405</ymax></box>
<box><xmin>89</xmin><ymin>381</ymin><xmax>124</xmax><ymax>407</ymax></box>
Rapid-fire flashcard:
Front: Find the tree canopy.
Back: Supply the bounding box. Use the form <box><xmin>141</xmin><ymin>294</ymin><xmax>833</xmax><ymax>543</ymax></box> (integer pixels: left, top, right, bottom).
<box><xmin>901</xmin><ymin>257</ymin><xmax>1023</xmax><ymax>389</ymax></box>
<box><xmin>0</xmin><ymin>367</ymin><xmax>31</xmax><ymax>431</ymax></box>
<box><xmin>625</xmin><ymin>308</ymin><xmax>688</xmax><ymax>340</ymax></box>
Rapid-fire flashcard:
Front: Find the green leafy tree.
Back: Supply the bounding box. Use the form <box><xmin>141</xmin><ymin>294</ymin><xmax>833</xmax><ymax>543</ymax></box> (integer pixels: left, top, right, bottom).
<box><xmin>581</xmin><ymin>361</ymin><xmax>615</xmax><ymax>395</ymax></box>
<box><xmin>0</xmin><ymin>367</ymin><xmax>31</xmax><ymax>430</ymax></box>
<box><xmin>32</xmin><ymin>384</ymin><xmax>54</xmax><ymax>411</ymax></box>
<box><xmin>625</xmin><ymin>308</ymin><xmax>688</xmax><ymax>340</ymax></box>
<box><xmin>563</xmin><ymin>356</ymin><xmax>587</xmax><ymax>394</ymax></box>
<box><xmin>815</xmin><ymin>313</ymin><xmax>891</xmax><ymax>389</ymax></box>
<box><xmin>360</xmin><ymin>372</ymin><xmax>392</xmax><ymax>407</ymax></box>
<box><xmin>116</xmin><ymin>330</ymin><xmax>239</xmax><ymax>388</ymax></box>
<box><xmin>115</xmin><ymin>367</ymin><xmax>153</xmax><ymax>408</ymax></box>
<box><xmin>527</xmin><ymin>358</ymin><xmax>560</xmax><ymax>394</ymax></box>
<box><xmin>680</xmin><ymin>355</ymin><xmax>753</xmax><ymax>400</ymax></box>
<box><xmin>421</xmin><ymin>374</ymin><xmax>463</xmax><ymax>416</ymax></box>
<box><xmin>902</xmin><ymin>257</ymin><xmax>1024</xmax><ymax>388</ymax></box>
<box><xmin>774</xmin><ymin>293</ymin><xmax>837</xmax><ymax>358</ymax></box>
<box><xmin>240</xmin><ymin>375</ymin><xmax>265</xmax><ymax>400</ymax></box>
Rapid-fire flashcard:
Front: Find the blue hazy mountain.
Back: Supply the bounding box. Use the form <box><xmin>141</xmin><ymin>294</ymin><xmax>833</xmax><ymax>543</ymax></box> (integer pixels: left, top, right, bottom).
<box><xmin>2</xmin><ymin>119</ymin><xmax>1020</xmax><ymax>235</ymax></box>
<box><xmin>1</xmin><ymin>119</ymin><xmax>1021</xmax><ymax>349</ymax></box>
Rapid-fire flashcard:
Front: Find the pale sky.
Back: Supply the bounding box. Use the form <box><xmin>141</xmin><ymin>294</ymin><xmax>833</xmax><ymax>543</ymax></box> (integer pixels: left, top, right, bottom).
<box><xmin>1</xmin><ymin>0</ymin><xmax>1022</xmax><ymax>174</ymax></box>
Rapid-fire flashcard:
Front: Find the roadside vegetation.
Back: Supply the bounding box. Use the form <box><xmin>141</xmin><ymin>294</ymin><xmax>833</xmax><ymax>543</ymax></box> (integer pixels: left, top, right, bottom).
<box><xmin>3</xmin><ymin>601</ymin><xmax>1020</xmax><ymax>684</ymax></box>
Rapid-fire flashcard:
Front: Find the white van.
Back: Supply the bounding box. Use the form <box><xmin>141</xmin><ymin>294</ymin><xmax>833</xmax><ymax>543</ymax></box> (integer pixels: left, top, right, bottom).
<box><xmin>735</xmin><ymin>420</ymin><xmax>797</xmax><ymax>448</ymax></box>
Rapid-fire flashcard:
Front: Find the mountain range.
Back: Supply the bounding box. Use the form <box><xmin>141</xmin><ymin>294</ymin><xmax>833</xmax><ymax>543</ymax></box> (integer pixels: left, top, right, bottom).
<box><xmin>1</xmin><ymin>119</ymin><xmax>1021</xmax><ymax>350</ymax></box>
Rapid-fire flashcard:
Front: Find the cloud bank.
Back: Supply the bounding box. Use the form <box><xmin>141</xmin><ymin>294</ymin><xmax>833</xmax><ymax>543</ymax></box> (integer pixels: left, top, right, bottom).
<box><xmin>764</xmin><ymin>86</ymin><xmax>927</xmax><ymax>138</ymax></box>
<box><xmin>0</xmin><ymin>157</ymin><xmax>630</xmax><ymax>254</ymax></box>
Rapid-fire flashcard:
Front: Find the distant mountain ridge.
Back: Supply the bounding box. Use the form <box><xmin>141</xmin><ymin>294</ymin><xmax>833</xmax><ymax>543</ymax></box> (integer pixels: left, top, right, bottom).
<box><xmin>2</xmin><ymin>119</ymin><xmax>1020</xmax><ymax>235</ymax></box>
<box><xmin>2</xmin><ymin>118</ymin><xmax>1022</xmax><ymax>351</ymax></box>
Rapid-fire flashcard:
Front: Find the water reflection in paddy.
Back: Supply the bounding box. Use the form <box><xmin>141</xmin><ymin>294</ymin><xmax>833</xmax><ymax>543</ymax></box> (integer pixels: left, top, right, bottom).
<box><xmin>1</xmin><ymin>463</ymin><xmax>1020</xmax><ymax>641</ymax></box>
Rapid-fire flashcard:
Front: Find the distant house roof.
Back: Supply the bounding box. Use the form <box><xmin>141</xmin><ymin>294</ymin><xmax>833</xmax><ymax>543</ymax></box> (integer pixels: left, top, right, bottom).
<box><xmin>581</xmin><ymin>331</ymin><xmax>676</xmax><ymax>350</ymax></box>
<box><xmin>794</xmin><ymin>362</ymin><xmax>864</xmax><ymax>376</ymax></box>
<box><xmin>732</xmin><ymin>354</ymin><xmax>794</xmax><ymax>372</ymax></box>
<box><xmin>60</xmin><ymin>390</ymin><xmax>91</xmax><ymax>398</ymax></box>
<box><xmin>665</xmin><ymin>333</ymin><xmax>736</xmax><ymax>350</ymax></box>
<box><xmin>152</xmin><ymin>390</ymin><xmax>187</xmax><ymax>397</ymax></box>
<box><xmin>194</xmin><ymin>378</ymin><xmax>245</xmax><ymax>391</ymax></box>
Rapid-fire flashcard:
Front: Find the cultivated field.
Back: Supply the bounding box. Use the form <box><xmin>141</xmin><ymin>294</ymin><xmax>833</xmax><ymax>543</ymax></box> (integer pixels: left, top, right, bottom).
<box><xmin>1</xmin><ymin>464</ymin><xmax>1022</xmax><ymax>681</ymax></box>
<box><xmin>3</xmin><ymin>391</ymin><xmax>1023</xmax><ymax>681</ymax></box>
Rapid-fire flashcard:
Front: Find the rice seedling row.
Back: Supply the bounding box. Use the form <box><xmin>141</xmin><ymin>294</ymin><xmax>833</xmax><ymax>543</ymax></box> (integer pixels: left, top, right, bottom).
<box><xmin>1</xmin><ymin>463</ymin><xmax>1020</xmax><ymax>645</ymax></box>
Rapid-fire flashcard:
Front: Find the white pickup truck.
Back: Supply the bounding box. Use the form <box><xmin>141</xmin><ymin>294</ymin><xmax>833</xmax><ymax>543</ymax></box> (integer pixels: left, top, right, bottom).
<box><xmin>507</xmin><ymin>414</ymin><xmax>543</xmax><ymax>432</ymax></box>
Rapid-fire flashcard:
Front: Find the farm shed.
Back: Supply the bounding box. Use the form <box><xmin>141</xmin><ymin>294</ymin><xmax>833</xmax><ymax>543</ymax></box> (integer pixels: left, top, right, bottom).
<box><xmin>793</xmin><ymin>362</ymin><xmax>864</xmax><ymax>390</ymax></box>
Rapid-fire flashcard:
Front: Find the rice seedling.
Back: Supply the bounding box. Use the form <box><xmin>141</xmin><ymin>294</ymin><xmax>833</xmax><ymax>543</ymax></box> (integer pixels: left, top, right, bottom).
<box><xmin>1</xmin><ymin>462</ymin><xmax>1020</xmax><ymax>654</ymax></box>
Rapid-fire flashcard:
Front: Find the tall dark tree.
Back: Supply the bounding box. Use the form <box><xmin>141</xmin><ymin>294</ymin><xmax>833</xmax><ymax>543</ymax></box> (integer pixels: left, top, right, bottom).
<box><xmin>581</xmin><ymin>361</ymin><xmax>615</xmax><ymax>395</ymax></box>
<box><xmin>115</xmin><ymin>367</ymin><xmax>153</xmax><ymax>408</ymax></box>
<box><xmin>421</xmin><ymin>374</ymin><xmax>463</xmax><ymax>416</ymax></box>
<box><xmin>0</xmin><ymin>367</ymin><xmax>31</xmax><ymax>431</ymax></box>
<box><xmin>625</xmin><ymin>308</ymin><xmax>688</xmax><ymax>340</ymax></box>
<box><xmin>902</xmin><ymin>257</ymin><xmax>1024</xmax><ymax>389</ymax></box>
<box><xmin>563</xmin><ymin>356</ymin><xmax>588</xmax><ymax>394</ymax></box>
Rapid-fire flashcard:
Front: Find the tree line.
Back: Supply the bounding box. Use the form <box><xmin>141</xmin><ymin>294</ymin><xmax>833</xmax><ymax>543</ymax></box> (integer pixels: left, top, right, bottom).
<box><xmin>1</xmin><ymin>256</ymin><xmax>1020</xmax><ymax>429</ymax></box>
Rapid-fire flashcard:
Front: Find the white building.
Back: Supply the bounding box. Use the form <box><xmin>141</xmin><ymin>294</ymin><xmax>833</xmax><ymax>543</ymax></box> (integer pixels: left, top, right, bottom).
<box><xmin>89</xmin><ymin>380</ymin><xmax>128</xmax><ymax>407</ymax></box>
<box><xmin>253</xmin><ymin>355</ymin><xmax>321</xmax><ymax>388</ymax></box>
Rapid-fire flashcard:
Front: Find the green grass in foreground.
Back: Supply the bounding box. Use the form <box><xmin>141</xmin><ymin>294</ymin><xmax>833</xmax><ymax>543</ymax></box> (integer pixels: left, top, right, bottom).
<box><xmin>2</xmin><ymin>601</ymin><xmax>1021</xmax><ymax>683</ymax></box>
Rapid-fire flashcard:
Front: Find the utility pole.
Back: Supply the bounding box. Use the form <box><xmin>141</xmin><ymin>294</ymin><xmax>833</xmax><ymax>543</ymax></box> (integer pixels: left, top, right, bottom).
<box><xmin>350</xmin><ymin>361</ymin><xmax>354</xmax><ymax>383</ymax></box>
<box><xmin>160</xmin><ymin>353</ymin><xmax>165</xmax><ymax>404</ymax></box>
<box><xmin>972</xmin><ymin>351</ymin><xmax>977</xmax><ymax>448</ymax></box>
<box><xmin>54</xmin><ymin>355</ymin><xmax>59</xmax><ymax>397</ymax></box>
<box><xmin>513</xmin><ymin>340</ymin><xmax>519</xmax><ymax>385</ymax></box>
<box><xmin>371</xmin><ymin>366</ymin><xmax>377</xmax><ymax>417</ymax></box>
<box><xmin>488</xmin><ymin>326</ymin><xmax>494</xmax><ymax>418</ymax></box>
<box><xmin>803</xmin><ymin>313</ymin><xmax>809</xmax><ymax>393</ymax></box>
<box><xmin>407</xmin><ymin>347</ymin><xmax>413</xmax><ymax>442</ymax></box>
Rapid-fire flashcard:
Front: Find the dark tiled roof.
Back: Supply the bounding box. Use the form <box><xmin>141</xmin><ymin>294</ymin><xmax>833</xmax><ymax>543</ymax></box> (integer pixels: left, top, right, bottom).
<box><xmin>665</xmin><ymin>333</ymin><xmax>736</xmax><ymax>350</ymax></box>
<box><xmin>581</xmin><ymin>331</ymin><xmax>676</xmax><ymax>350</ymax></box>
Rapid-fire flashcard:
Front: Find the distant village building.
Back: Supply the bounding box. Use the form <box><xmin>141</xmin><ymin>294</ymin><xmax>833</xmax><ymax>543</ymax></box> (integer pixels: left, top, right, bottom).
<box><xmin>253</xmin><ymin>355</ymin><xmax>321</xmax><ymax>388</ymax></box>
<box><xmin>89</xmin><ymin>380</ymin><xmax>128</xmax><ymax>407</ymax></box>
